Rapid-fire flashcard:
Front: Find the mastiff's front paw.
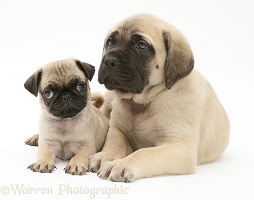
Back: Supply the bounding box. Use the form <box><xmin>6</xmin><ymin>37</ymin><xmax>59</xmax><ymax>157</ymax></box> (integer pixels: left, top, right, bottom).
<box><xmin>97</xmin><ymin>159</ymin><xmax>137</xmax><ymax>182</ymax></box>
<box><xmin>88</xmin><ymin>152</ymin><xmax>117</xmax><ymax>173</ymax></box>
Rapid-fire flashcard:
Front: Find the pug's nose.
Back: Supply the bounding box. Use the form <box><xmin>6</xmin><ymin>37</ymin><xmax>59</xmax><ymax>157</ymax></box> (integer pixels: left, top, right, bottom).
<box><xmin>104</xmin><ymin>56</ymin><xmax>119</xmax><ymax>67</ymax></box>
<box><xmin>62</xmin><ymin>93</ymin><xmax>71</xmax><ymax>101</ymax></box>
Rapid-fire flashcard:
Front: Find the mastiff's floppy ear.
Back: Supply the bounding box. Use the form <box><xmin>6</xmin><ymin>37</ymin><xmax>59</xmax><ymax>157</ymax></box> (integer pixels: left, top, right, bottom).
<box><xmin>24</xmin><ymin>69</ymin><xmax>42</xmax><ymax>97</ymax></box>
<box><xmin>75</xmin><ymin>60</ymin><xmax>95</xmax><ymax>81</ymax></box>
<box><xmin>163</xmin><ymin>31</ymin><xmax>194</xmax><ymax>89</ymax></box>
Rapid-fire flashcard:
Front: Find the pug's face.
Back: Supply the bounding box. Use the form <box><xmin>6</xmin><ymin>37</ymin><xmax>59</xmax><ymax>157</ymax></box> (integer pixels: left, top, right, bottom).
<box><xmin>24</xmin><ymin>59</ymin><xmax>95</xmax><ymax>119</ymax></box>
<box><xmin>98</xmin><ymin>14</ymin><xmax>194</xmax><ymax>94</ymax></box>
<box><xmin>41</xmin><ymin>76</ymin><xmax>88</xmax><ymax>118</ymax></box>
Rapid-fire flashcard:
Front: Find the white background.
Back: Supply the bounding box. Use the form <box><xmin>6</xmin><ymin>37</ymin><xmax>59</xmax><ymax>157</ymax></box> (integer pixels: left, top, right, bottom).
<box><xmin>0</xmin><ymin>0</ymin><xmax>254</xmax><ymax>199</ymax></box>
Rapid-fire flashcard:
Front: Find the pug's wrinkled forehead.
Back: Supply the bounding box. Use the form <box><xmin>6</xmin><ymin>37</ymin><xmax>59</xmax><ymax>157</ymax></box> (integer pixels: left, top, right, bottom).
<box><xmin>40</xmin><ymin>59</ymin><xmax>88</xmax><ymax>90</ymax></box>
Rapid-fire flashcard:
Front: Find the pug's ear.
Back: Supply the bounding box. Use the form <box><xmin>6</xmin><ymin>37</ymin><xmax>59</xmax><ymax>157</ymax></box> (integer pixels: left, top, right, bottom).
<box><xmin>24</xmin><ymin>69</ymin><xmax>42</xmax><ymax>97</ymax></box>
<box><xmin>75</xmin><ymin>60</ymin><xmax>95</xmax><ymax>81</ymax></box>
<box><xmin>162</xmin><ymin>31</ymin><xmax>194</xmax><ymax>89</ymax></box>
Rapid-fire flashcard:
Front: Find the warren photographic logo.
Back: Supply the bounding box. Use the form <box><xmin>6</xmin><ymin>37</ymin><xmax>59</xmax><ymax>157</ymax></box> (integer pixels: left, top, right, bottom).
<box><xmin>1</xmin><ymin>184</ymin><xmax>129</xmax><ymax>199</ymax></box>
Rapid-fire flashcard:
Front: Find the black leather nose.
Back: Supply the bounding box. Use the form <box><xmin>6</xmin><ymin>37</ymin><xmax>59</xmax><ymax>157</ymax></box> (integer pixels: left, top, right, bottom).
<box><xmin>104</xmin><ymin>56</ymin><xmax>119</xmax><ymax>67</ymax></box>
<box><xmin>62</xmin><ymin>93</ymin><xmax>71</xmax><ymax>101</ymax></box>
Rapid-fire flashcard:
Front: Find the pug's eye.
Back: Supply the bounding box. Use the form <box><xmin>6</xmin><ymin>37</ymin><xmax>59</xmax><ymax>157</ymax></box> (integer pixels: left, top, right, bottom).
<box><xmin>137</xmin><ymin>41</ymin><xmax>148</xmax><ymax>50</ymax></box>
<box><xmin>106</xmin><ymin>39</ymin><xmax>113</xmax><ymax>46</ymax></box>
<box><xmin>43</xmin><ymin>90</ymin><xmax>54</xmax><ymax>99</ymax></box>
<box><xmin>76</xmin><ymin>83</ymin><xmax>86</xmax><ymax>92</ymax></box>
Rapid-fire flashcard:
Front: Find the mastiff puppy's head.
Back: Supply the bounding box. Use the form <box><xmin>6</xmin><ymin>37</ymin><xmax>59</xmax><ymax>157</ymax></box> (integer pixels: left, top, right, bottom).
<box><xmin>98</xmin><ymin>13</ymin><xmax>194</xmax><ymax>94</ymax></box>
<box><xmin>24</xmin><ymin>59</ymin><xmax>95</xmax><ymax>118</ymax></box>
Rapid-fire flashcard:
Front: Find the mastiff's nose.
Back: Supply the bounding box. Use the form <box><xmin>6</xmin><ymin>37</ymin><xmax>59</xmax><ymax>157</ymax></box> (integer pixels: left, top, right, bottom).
<box><xmin>104</xmin><ymin>56</ymin><xmax>119</xmax><ymax>68</ymax></box>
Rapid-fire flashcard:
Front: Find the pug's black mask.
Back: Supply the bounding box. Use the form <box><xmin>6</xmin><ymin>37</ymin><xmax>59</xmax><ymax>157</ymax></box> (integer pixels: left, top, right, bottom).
<box><xmin>42</xmin><ymin>79</ymin><xmax>88</xmax><ymax>118</ymax></box>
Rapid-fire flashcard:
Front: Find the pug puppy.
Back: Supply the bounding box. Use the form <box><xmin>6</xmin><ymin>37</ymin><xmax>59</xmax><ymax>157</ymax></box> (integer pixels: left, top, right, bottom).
<box><xmin>88</xmin><ymin>13</ymin><xmax>230</xmax><ymax>182</ymax></box>
<box><xmin>24</xmin><ymin>58</ymin><xmax>109</xmax><ymax>175</ymax></box>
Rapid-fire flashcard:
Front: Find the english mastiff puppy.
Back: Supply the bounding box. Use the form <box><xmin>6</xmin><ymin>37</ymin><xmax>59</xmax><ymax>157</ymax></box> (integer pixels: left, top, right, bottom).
<box><xmin>89</xmin><ymin>13</ymin><xmax>230</xmax><ymax>182</ymax></box>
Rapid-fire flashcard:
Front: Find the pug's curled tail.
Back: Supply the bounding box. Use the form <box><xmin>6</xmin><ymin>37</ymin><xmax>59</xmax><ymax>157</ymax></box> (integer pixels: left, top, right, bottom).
<box><xmin>91</xmin><ymin>92</ymin><xmax>105</xmax><ymax>109</ymax></box>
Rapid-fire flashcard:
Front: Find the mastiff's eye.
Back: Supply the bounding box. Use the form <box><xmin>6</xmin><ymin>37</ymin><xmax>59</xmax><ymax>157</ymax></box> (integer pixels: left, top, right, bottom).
<box><xmin>76</xmin><ymin>83</ymin><xmax>86</xmax><ymax>92</ymax></box>
<box><xmin>136</xmin><ymin>41</ymin><xmax>148</xmax><ymax>50</ymax></box>
<box><xmin>43</xmin><ymin>90</ymin><xmax>54</xmax><ymax>99</ymax></box>
<box><xmin>106</xmin><ymin>38</ymin><xmax>113</xmax><ymax>46</ymax></box>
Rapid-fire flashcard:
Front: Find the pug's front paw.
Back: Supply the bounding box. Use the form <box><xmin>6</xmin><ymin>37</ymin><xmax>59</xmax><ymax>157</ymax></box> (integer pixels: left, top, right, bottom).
<box><xmin>64</xmin><ymin>163</ymin><xmax>88</xmax><ymax>175</ymax></box>
<box><xmin>28</xmin><ymin>161</ymin><xmax>56</xmax><ymax>173</ymax></box>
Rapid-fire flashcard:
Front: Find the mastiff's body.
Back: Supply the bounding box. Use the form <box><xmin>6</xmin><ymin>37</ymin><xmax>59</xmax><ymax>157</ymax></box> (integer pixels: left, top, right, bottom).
<box><xmin>89</xmin><ymin>14</ymin><xmax>230</xmax><ymax>182</ymax></box>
